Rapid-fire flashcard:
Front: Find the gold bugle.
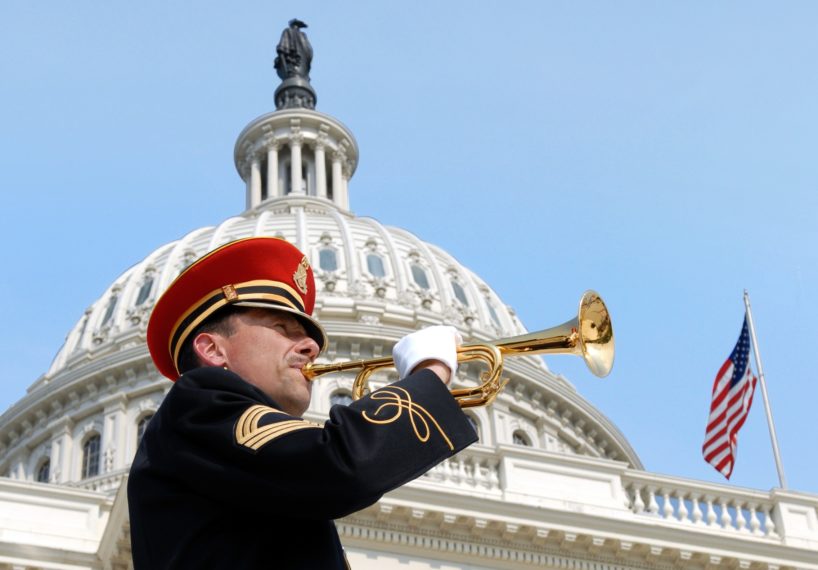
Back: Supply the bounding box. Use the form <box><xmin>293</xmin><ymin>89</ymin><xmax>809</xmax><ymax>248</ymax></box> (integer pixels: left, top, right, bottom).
<box><xmin>302</xmin><ymin>291</ymin><xmax>614</xmax><ymax>408</ymax></box>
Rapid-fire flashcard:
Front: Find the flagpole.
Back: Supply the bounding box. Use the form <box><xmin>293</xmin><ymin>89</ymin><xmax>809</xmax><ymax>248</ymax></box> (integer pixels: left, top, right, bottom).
<box><xmin>743</xmin><ymin>290</ymin><xmax>787</xmax><ymax>489</ymax></box>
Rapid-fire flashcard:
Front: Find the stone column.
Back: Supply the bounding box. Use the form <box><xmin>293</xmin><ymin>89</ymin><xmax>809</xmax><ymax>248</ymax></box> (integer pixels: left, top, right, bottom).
<box><xmin>266</xmin><ymin>141</ymin><xmax>280</xmax><ymax>200</ymax></box>
<box><xmin>333</xmin><ymin>159</ymin><xmax>350</xmax><ymax>210</ymax></box>
<box><xmin>245</xmin><ymin>164</ymin><xmax>252</xmax><ymax>210</ymax></box>
<box><xmin>331</xmin><ymin>151</ymin><xmax>344</xmax><ymax>205</ymax></box>
<box><xmin>290</xmin><ymin>136</ymin><xmax>304</xmax><ymax>195</ymax></box>
<box><xmin>103</xmin><ymin>396</ymin><xmax>127</xmax><ymax>472</ymax></box>
<box><xmin>315</xmin><ymin>142</ymin><xmax>327</xmax><ymax>199</ymax></box>
<box><xmin>53</xmin><ymin>417</ymin><xmax>73</xmax><ymax>484</ymax></box>
<box><xmin>341</xmin><ymin>165</ymin><xmax>350</xmax><ymax>210</ymax></box>
<box><xmin>13</xmin><ymin>457</ymin><xmax>24</xmax><ymax>479</ymax></box>
<box><xmin>250</xmin><ymin>156</ymin><xmax>262</xmax><ymax>207</ymax></box>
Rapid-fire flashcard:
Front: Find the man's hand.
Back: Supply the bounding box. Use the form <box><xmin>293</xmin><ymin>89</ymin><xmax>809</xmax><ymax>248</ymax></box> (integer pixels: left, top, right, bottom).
<box><xmin>393</xmin><ymin>326</ymin><xmax>462</xmax><ymax>385</ymax></box>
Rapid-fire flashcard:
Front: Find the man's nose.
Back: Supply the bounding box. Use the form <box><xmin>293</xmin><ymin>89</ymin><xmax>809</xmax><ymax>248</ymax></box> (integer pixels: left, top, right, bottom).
<box><xmin>298</xmin><ymin>336</ymin><xmax>320</xmax><ymax>360</ymax></box>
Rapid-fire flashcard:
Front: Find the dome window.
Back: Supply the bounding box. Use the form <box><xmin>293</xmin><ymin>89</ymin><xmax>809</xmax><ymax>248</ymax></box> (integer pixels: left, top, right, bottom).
<box><xmin>319</xmin><ymin>248</ymin><xmax>338</xmax><ymax>271</ymax></box>
<box><xmin>82</xmin><ymin>435</ymin><xmax>101</xmax><ymax>479</ymax></box>
<box><xmin>137</xmin><ymin>414</ymin><xmax>154</xmax><ymax>444</ymax></box>
<box><xmin>74</xmin><ymin>313</ymin><xmax>91</xmax><ymax>352</ymax></box>
<box><xmin>329</xmin><ymin>391</ymin><xmax>353</xmax><ymax>407</ymax></box>
<box><xmin>135</xmin><ymin>277</ymin><xmax>154</xmax><ymax>306</ymax></box>
<box><xmin>35</xmin><ymin>459</ymin><xmax>50</xmax><ymax>483</ymax></box>
<box><xmin>366</xmin><ymin>253</ymin><xmax>386</xmax><ymax>278</ymax></box>
<box><xmin>451</xmin><ymin>281</ymin><xmax>469</xmax><ymax>306</ymax></box>
<box><xmin>512</xmin><ymin>430</ymin><xmax>531</xmax><ymax>447</ymax></box>
<box><xmin>411</xmin><ymin>265</ymin><xmax>430</xmax><ymax>290</ymax></box>
<box><xmin>101</xmin><ymin>295</ymin><xmax>118</xmax><ymax>326</ymax></box>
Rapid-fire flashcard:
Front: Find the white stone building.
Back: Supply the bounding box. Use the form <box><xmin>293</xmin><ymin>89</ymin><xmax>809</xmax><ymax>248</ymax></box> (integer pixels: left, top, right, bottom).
<box><xmin>1</xmin><ymin>31</ymin><xmax>817</xmax><ymax>570</ymax></box>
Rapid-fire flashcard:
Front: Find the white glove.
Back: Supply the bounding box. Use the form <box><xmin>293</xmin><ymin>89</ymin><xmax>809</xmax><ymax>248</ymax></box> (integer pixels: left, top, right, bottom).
<box><xmin>393</xmin><ymin>325</ymin><xmax>462</xmax><ymax>379</ymax></box>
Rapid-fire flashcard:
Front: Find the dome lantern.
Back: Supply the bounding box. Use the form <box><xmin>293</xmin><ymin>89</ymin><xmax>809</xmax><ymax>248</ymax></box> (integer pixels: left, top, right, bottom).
<box><xmin>234</xmin><ymin>19</ymin><xmax>359</xmax><ymax>212</ymax></box>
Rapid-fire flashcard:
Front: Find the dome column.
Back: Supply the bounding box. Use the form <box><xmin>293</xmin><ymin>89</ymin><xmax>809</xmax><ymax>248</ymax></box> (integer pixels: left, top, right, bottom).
<box><xmin>331</xmin><ymin>150</ymin><xmax>348</xmax><ymax>209</ymax></box>
<box><xmin>290</xmin><ymin>132</ymin><xmax>305</xmax><ymax>195</ymax></box>
<box><xmin>315</xmin><ymin>141</ymin><xmax>328</xmax><ymax>199</ymax></box>
<box><xmin>52</xmin><ymin>418</ymin><xmax>73</xmax><ymax>484</ymax></box>
<box><xmin>249</xmin><ymin>156</ymin><xmax>262</xmax><ymax>207</ymax></box>
<box><xmin>266</xmin><ymin>140</ymin><xmax>281</xmax><ymax>199</ymax></box>
<box><xmin>103</xmin><ymin>397</ymin><xmax>127</xmax><ymax>473</ymax></box>
<box><xmin>341</xmin><ymin>163</ymin><xmax>351</xmax><ymax>210</ymax></box>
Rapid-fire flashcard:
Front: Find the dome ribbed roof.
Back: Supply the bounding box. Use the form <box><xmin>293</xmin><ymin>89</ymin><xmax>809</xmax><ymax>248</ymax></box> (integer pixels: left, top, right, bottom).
<box><xmin>45</xmin><ymin>195</ymin><xmax>529</xmax><ymax>380</ymax></box>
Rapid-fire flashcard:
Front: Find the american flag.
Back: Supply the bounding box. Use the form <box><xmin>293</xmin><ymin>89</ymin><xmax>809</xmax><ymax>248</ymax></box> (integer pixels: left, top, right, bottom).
<box><xmin>702</xmin><ymin>316</ymin><xmax>758</xmax><ymax>479</ymax></box>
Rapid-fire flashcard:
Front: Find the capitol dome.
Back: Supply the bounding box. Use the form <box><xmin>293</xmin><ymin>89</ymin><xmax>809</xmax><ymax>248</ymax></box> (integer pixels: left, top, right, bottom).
<box><xmin>0</xmin><ymin>92</ymin><xmax>639</xmax><ymax>495</ymax></box>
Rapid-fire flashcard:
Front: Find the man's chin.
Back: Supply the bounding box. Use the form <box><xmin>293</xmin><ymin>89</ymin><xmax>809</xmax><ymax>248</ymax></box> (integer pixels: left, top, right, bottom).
<box><xmin>289</xmin><ymin>396</ymin><xmax>311</xmax><ymax>417</ymax></box>
<box><xmin>287</xmin><ymin>379</ymin><xmax>312</xmax><ymax>416</ymax></box>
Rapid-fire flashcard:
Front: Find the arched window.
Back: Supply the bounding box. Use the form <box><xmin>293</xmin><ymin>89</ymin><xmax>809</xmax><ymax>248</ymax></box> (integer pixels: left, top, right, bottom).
<box><xmin>319</xmin><ymin>248</ymin><xmax>338</xmax><ymax>271</ymax></box>
<box><xmin>137</xmin><ymin>414</ymin><xmax>154</xmax><ymax>444</ymax></box>
<box><xmin>329</xmin><ymin>391</ymin><xmax>353</xmax><ymax>407</ymax></box>
<box><xmin>101</xmin><ymin>295</ymin><xmax>118</xmax><ymax>326</ymax></box>
<box><xmin>135</xmin><ymin>277</ymin><xmax>154</xmax><ymax>306</ymax></box>
<box><xmin>82</xmin><ymin>435</ymin><xmax>101</xmax><ymax>479</ymax></box>
<box><xmin>411</xmin><ymin>265</ymin><xmax>430</xmax><ymax>290</ymax></box>
<box><xmin>366</xmin><ymin>253</ymin><xmax>386</xmax><ymax>277</ymax></box>
<box><xmin>451</xmin><ymin>281</ymin><xmax>469</xmax><ymax>306</ymax></box>
<box><xmin>36</xmin><ymin>459</ymin><xmax>50</xmax><ymax>483</ymax></box>
<box><xmin>75</xmin><ymin>313</ymin><xmax>91</xmax><ymax>350</ymax></box>
<box><xmin>512</xmin><ymin>430</ymin><xmax>531</xmax><ymax>447</ymax></box>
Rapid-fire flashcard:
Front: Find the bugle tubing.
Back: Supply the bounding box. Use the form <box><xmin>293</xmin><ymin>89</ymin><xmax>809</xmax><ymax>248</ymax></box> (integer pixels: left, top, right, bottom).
<box><xmin>301</xmin><ymin>291</ymin><xmax>614</xmax><ymax>408</ymax></box>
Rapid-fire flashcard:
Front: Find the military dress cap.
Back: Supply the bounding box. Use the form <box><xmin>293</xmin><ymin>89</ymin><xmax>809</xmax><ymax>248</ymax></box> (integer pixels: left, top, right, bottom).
<box><xmin>147</xmin><ymin>237</ymin><xmax>327</xmax><ymax>380</ymax></box>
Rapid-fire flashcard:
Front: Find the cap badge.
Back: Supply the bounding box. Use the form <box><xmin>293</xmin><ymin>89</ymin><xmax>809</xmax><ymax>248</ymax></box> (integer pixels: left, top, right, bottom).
<box><xmin>222</xmin><ymin>284</ymin><xmax>239</xmax><ymax>302</ymax></box>
<box><xmin>293</xmin><ymin>256</ymin><xmax>310</xmax><ymax>294</ymax></box>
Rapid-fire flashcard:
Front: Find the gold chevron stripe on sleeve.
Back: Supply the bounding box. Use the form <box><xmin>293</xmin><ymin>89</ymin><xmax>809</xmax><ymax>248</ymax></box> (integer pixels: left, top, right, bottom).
<box><xmin>235</xmin><ymin>405</ymin><xmax>321</xmax><ymax>451</ymax></box>
<box><xmin>243</xmin><ymin>422</ymin><xmax>320</xmax><ymax>450</ymax></box>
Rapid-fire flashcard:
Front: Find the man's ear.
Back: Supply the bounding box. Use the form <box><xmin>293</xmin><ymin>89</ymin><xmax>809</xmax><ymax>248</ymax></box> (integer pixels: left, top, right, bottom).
<box><xmin>192</xmin><ymin>332</ymin><xmax>228</xmax><ymax>368</ymax></box>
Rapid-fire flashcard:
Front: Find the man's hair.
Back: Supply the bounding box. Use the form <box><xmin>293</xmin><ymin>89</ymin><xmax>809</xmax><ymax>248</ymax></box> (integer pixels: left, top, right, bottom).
<box><xmin>176</xmin><ymin>307</ymin><xmax>245</xmax><ymax>375</ymax></box>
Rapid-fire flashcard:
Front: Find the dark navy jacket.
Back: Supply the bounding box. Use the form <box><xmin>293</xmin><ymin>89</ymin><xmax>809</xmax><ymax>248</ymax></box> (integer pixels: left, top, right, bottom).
<box><xmin>128</xmin><ymin>366</ymin><xmax>477</xmax><ymax>569</ymax></box>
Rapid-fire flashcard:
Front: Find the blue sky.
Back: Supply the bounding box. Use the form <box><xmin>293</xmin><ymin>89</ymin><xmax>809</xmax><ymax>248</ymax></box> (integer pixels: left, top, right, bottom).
<box><xmin>1</xmin><ymin>2</ymin><xmax>817</xmax><ymax>495</ymax></box>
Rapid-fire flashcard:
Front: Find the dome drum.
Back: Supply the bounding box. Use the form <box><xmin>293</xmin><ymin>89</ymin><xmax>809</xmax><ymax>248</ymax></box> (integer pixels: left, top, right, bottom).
<box><xmin>234</xmin><ymin>109</ymin><xmax>359</xmax><ymax>211</ymax></box>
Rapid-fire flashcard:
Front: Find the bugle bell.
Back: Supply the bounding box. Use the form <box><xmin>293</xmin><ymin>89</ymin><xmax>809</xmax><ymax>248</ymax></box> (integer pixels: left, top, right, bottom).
<box><xmin>302</xmin><ymin>291</ymin><xmax>614</xmax><ymax>408</ymax></box>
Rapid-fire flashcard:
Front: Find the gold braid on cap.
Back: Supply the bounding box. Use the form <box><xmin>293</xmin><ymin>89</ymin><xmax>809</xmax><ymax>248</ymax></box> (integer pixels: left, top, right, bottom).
<box><xmin>168</xmin><ymin>279</ymin><xmax>306</xmax><ymax>373</ymax></box>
